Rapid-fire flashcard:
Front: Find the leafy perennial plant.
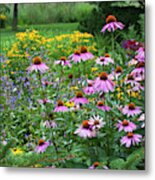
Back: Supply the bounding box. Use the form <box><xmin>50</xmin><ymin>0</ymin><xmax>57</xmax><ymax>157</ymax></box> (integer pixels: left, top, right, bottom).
<box><xmin>0</xmin><ymin>14</ymin><xmax>145</xmax><ymax>169</ymax></box>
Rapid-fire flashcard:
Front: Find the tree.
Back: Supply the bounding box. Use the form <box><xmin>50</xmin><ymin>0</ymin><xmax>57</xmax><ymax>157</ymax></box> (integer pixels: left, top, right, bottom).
<box><xmin>12</xmin><ymin>3</ymin><xmax>18</xmax><ymax>31</ymax></box>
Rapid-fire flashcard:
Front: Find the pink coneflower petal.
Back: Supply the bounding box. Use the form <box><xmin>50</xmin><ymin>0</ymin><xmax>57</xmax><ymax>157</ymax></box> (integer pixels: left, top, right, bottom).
<box><xmin>97</xmin><ymin>101</ymin><xmax>111</xmax><ymax>112</ymax></box>
<box><xmin>35</xmin><ymin>139</ymin><xmax>50</xmax><ymax>153</ymax></box>
<box><xmin>38</xmin><ymin>98</ymin><xmax>51</xmax><ymax>105</ymax></box>
<box><xmin>69</xmin><ymin>50</ymin><xmax>82</xmax><ymax>63</ymax></box>
<box><xmin>70</xmin><ymin>92</ymin><xmax>89</xmax><ymax>105</ymax></box>
<box><xmin>26</xmin><ymin>56</ymin><xmax>49</xmax><ymax>73</ymax></box>
<box><xmin>94</xmin><ymin>72</ymin><xmax>115</xmax><ymax>93</ymax></box>
<box><xmin>101</xmin><ymin>15</ymin><xmax>125</xmax><ymax>33</ymax></box>
<box><xmin>74</xmin><ymin>120</ymin><xmax>96</xmax><ymax>138</ymax></box>
<box><xmin>53</xmin><ymin>100</ymin><xmax>68</xmax><ymax>112</ymax></box>
<box><xmin>55</xmin><ymin>56</ymin><xmax>72</xmax><ymax>68</ymax></box>
<box><xmin>89</xmin><ymin>115</ymin><xmax>105</xmax><ymax>130</ymax></box>
<box><xmin>122</xmin><ymin>103</ymin><xmax>141</xmax><ymax>117</ymax></box>
<box><xmin>80</xmin><ymin>46</ymin><xmax>94</xmax><ymax>61</ymax></box>
<box><xmin>135</xmin><ymin>47</ymin><xmax>145</xmax><ymax>62</ymax></box>
<box><xmin>116</xmin><ymin>120</ymin><xmax>136</xmax><ymax>132</ymax></box>
<box><xmin>121</xmin><ymin>132</ymin><xmax>142</xmax><ymax>148</ymax></box>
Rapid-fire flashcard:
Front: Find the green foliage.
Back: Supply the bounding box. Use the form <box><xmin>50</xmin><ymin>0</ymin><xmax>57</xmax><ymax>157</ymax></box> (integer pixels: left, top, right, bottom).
<box><xmin>5</xmin><ymin>3</ymin><xmax>95</xmax><ymax>26</ymax></box>
<box><xmin>78</xmin><ymin>1</ymin><xmax>144</xmax><ymax>34</ymax></box>
<box><xmin>0</xmin><ymin>2</ymin><xmax>145</xmax><ymax>169</ymax></box>
<box><xmin>110</xmin><ymin>148</ymin><xmax>145</xmax><ymax>170</ymax></box>
<box><xmin>111</xmin><ymin>0</ymin><xmax>145</xmax><ymax>8</ymax></box>
<box><xmin>137</xmin><ymin>14</ymin><xmax>145</xmax><ymax>41</ymax></box>
<box><xmin>0</xmin><ymin>4</ymin><xmax>10</xmax><ymax>14</ymax></box>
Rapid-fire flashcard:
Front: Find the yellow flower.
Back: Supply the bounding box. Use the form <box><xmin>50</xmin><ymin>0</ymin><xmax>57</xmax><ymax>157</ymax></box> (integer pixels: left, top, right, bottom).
<box><xmin>89</xmin><ymin>98</ymin><xmax>95</xmax><ymax>102</ymax></box>
<box><xmin>128</xmin><ymin>91</ymin><xmax>140</xmax><ymax>98</ymax></box>
<box><xmin>5</xmin><ymin>60</ymin><xmax>11</xmax><ymax>64</ymax></box>
<box><xmin>65</xmin><ymin>101</ymin><xmax>74</xmax><ymax>108</ymax></box>
<box><xmin>56</xmin><ymin>36</ymin><xmax>62</xmax><ymax>41</ymax></box>
<box><xmin>57</xmin><ymin>45</ymin><xmax>63</xmax><ymax>49</ymax></box>
<box><xmin>46</xmin><ymin>44</ymin><xmax>51</xmax><ymax>48</ymax></box>
<box><xmin>11</xmin><ymin>148</ymin><xmax>23</xmax><ymax>155</ymax></box>
<box><xmin>117</xmin><ymin>92</ymin><xmax>124</xmax><ymax>100</ymax></box>
<box><xmin>31</xmin><ymin>47</ymin><xmax>36</xmax><ymax>51</ymax></box>
<box><xmin>91</xmin><ymin>67</ymin><xmax>98</xmax><ymax>72</ymax></box>
<box><xmin>34</xmin><ymin>164</ymin><xmax>42</xmax><ymax>168</ymax></box>
<box><xmin>116</xmin><ymin>87</ymin><xmax>121</xmax><ymax>92</ymax></box>
<box><xmin>11</xmin><ymin>71</ymin><xmax>15</xmax><ymax>75</ymax></box>
<box><xmin>70</xmin><ymin>86</ymin><xmax>79</xmax><ymax>91</ymax></box>
<box><xmin>23</xmin><ymin>44</ymin><xmax>28</xmax><ymax>49</ymax></box>
<box><xmin>0</xmin><ymin>14</ymin><xmax>7</xmax><ymax>20</ymax></box>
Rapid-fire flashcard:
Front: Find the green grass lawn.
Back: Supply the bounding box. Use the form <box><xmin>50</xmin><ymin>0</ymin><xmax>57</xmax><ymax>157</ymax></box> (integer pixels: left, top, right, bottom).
<box><xmin>0</xmin><ymin>22</ymin><xmax>79</xmax><ymax>53</ymax></box>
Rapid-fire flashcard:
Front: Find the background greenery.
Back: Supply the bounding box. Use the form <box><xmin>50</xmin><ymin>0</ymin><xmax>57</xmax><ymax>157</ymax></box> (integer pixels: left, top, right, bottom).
<box><xmin>0</xmin><ymin>1</ymin><xmax>145</xmax><ymax>56</ymax></box>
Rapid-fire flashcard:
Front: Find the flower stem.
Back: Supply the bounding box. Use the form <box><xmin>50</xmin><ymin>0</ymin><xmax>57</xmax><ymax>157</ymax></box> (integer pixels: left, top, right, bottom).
<box><xmin>111</xmin><ymin>32</ymin><xmax>115</xmax><ymax>56</ymax></box>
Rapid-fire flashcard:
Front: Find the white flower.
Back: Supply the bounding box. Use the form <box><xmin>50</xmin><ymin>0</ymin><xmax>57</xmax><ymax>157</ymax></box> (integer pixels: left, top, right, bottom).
<box><xmin>137</xmin><ymin>113</ymin><xmax>145</xmax><ymax>128</ymax></box>
<box><xmin>89</xmin><ymin>115</ymin><xmax>105</xmax><ymax>130</ymax></box>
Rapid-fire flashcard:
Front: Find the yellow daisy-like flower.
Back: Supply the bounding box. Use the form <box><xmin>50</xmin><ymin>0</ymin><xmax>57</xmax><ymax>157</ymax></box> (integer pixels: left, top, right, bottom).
<box><xmin>70</xmin><ymin>86</ymin><xmax>79</xmax><ymax>91</ymax></box>
<box><xmin>11</xmin><ymin>71</ymin><xmax>15</xmax><ymax>75</ymax></box>
<box><xmin>11</xmin><ymin>148</ymin><xmax>23</xmax><ymax>155</ymax></box>
<box><xmin>116</xmin><ymin>87</ymin><xmax>121</xmax><ymax>92</ymax></box>
<box><xmin>65</xmin><ymin>101</ymin><xmax>74</xmax><ymax>108</ymax></box>
<box><xmin>91</xmin><ymin>67</ymin><xmax>98</xmax><ymax>72</ymax></box>
<box><xmin>127</xmin><ymin>91</ymin><xmax>140</xmax><ymax>98</ymax></box>
<box><xmin>5</xmin><ymin>60</ymin><xmax>11</xmax><ymax>64</ymax></box>
<box><xmin>117</xmin><ymin>92</ymin><xmax>124</xmax><ymax>100</ymax></box>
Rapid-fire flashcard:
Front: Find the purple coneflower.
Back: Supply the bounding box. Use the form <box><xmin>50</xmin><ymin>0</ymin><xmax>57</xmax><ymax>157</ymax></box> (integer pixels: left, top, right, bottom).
<box><xmin>80</xmin><ymin>46</ymin><xmax>94</xmax><ymax>61</ymax></box>
<box><xmin>70</xmin><ymin>91</ymin><xmax>89</xmax><ymax>105</ymax></box>
<box><xmin>135</xmin><ymin>47</ymin><xmax>145</xmax><ymax>62</ymax></box>
<box><xmin>101</xmin><ymin>15</ymin><xmax>124</xmax><ymax>33</ymax></box>
<box><xmin>89</xmin><ymin>115</ymin><xmax>105</xmax><ymax>130</ymax></box>
<box><xmin>132</xmin><ymin>83</ymin><xmax>144</xmax><ymax>91</ymax></box>
<box><xmin>35</xmin><ymin>139</ymin><xmax>50</xmax><ymax>153</ymax></box>
<box><xmin>125</xmin><ymin>74</ymin><xmax>139</xmax><ymax>87</ymax></box>
<box><xmin>89</xmin><ymin>162</ymin><xmax>100</xmax><ymax>170</ymax></box>
<box><xmin>121</xmin><ymin>132</ymin><xmax>142</xmax><ymax>148</ymax></box>
<box><xmin>122</xmin><ymin>39</ymin><xmax>141</xmax><ymax>51</ymax></box>
<box><xmin>83</xmin><ymin>80</ymin><xmax>95</xmax><ymax>95</ymax></box>
<box><xmin>137</xmin><ymin>113</ymin><xmax>145</xmax><ymax>128</ymax></box>
<box><xmin>53</xmin><ymin>100</ymin><xmax>68</xmax><ymax>112</ymax></box>
<box><xmin>55</xmin><ymin>56</ymin><xmax>72</xmax><ymax>68</ymax></box>
<box><xmin>70</xmin><ymin>104</ymin><xmax>81</xmax><ymax>111</ymax></box>
<box><xmin>42</xmin><ymin>81</ymin><xmax>53</xmax><ymax>87</ymax></box>
<box><xmin>96</xmin><ymin>53</ymin><xmax>114</xmax><ymax>66</ymax></box>
<box><xmin>26</xmin><ymin>56</ymin><xmax>49</xmax><ymax>73</ymax></box>
<box><xmin>94</xmin><ymin>72</ymin><xmax>115</xmax><ymax>93</ymax></box>
<box><xmin>74</xmin><ymin>120</ymin><xmax>96</xmax><ymax>138</ymax></box>
<box><xmin>131</xmin><ymin>62</ymin><xmax>145</xmax><ymax>81</ymax></box>
<box><xmin>43</xmin><ymin>120</ymin><xmax>57</xmax><ymax>128</ymax></box>
<box><xmin>109</xmin><ymin>66</ymin><xmax>123</xmax><ymax>80</ymax></box>
<box><xmin>97</xmin><ymin>101</ymin><xmax>111</xmax><ymax>112</ymax></box>
<box><xmin>38</xmin><ymin>98</ymin><xmax>51</xmax><ymax>105</ymax></box>
<box><xmin>128</xmin><ymin>58</ymin><xmax>138</xmax><ymax>66</ymax></box>
<box><xmin>122</xmin><ymin>103</ymin><xmax>141</xmax><ymax>117</ymax></box>
<box><xmin>69</xmin><ymin>50</ymin><xmax>82</xmax><ymax>63</ymax></box>
<box><xmin>116</xmin><ymin>119</ymin><xmax>136</xmax><ymax>132</ymax></box>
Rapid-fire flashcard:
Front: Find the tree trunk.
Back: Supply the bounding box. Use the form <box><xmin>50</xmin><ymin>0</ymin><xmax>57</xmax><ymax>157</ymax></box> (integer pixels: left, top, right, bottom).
<box><xmin>12</xmin><ymin>3</ymin><xmax>18</xmax><ymax>31</ymax></box>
